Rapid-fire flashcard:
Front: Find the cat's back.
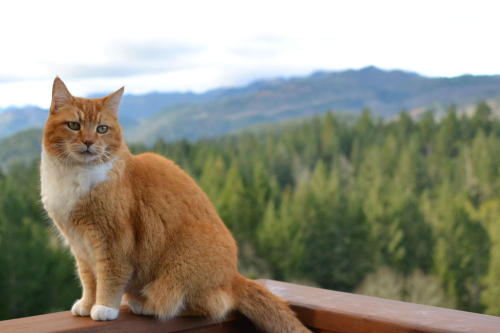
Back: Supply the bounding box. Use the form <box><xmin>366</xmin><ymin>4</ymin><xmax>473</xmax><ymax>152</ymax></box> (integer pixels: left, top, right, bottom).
<box><xmin>127</xmin><ymin>152</ymin><xmax>230</xmax><ymax>239</ymax></box>
<box><xmin>129</xmin><ymin>152</ymin><xmax>189</xmax><ymax>184</ymax></box>
<box><xmin>128</xmin><ymin>152</ymin><xmax>206</xmax><ymax>199</ymax></box>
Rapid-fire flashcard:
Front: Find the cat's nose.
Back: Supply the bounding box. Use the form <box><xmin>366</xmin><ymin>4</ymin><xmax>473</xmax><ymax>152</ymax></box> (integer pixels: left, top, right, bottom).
<box><xmin>83</xmin><ymin>140</ymin><xmax>94</xmax><ymax>147</ymax></box>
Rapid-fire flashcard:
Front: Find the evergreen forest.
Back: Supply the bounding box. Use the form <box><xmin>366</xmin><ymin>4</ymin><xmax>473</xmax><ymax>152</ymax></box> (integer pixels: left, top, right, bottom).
<box><xmin>1</xmin><ymin>103</ymin><xmax>500</xmax><ymax>319</ymax></box>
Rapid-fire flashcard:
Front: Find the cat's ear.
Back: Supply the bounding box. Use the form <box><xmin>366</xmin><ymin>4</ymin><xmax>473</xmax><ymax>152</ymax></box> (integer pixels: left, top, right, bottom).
<box><xmin>51</xmin><ymin>77</ymin><xmax>73</xmax><ymax>112</ymax></box>
<box><xmin>104</xmin><ymin>87</ymin><xmax>124</xmax><ymax>113</ymax></box>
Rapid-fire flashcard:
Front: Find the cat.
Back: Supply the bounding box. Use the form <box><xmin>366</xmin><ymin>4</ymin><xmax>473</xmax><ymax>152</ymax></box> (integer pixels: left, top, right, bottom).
<box><xmin>40</xmin><ymin>77</ymin><xmax>311</xmax><ymax>333</ymax></box>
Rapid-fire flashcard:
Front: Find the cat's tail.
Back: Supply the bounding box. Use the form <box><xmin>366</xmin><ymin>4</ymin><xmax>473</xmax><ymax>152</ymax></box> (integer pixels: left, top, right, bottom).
<box><xmin>232</xmin><ymin>274</ymin><xmax>311</xmax><ymax>333</ymax></box>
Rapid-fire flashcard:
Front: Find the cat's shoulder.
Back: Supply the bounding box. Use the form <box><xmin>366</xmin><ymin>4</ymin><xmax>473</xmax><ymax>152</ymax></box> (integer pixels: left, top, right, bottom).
<box><xmin>131</xmin><ymin>152</ymin><xmax>174</xmax><ymax>167</ymax></box>
<box><xmin>128</xmin><ymin>152</ymin><xmax>184</xmax><ymax>176</ymax></box>
<box><xmin>126</xmin><ymin>152</ymin><xmax>199</xmax><ymax>193</ymax></box>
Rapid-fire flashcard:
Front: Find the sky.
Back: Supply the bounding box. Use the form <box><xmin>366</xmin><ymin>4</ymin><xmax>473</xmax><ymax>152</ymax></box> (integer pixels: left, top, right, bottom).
<box><xmin>1</xmin><ymin>0</ymin><xmax>500</xmax><ymax>108</ymax></box>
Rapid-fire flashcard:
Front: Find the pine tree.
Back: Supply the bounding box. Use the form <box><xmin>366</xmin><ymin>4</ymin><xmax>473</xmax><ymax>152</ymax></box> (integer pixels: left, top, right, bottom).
<box><xmin>432</xmin><ymin>187</ymin><xmax>489</xmax><ymax>311</ymax></box>
<box><xmin>476</xmin><ymin>200</ymin><xmax>500</xmax><ymax>315</ymax></box>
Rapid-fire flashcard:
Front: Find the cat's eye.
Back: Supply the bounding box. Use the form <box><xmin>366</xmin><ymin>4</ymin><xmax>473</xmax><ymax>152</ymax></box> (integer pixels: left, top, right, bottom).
<box><xmin>67</xmin><ymin>122</ymin><xmax>80</xmax><ymax>131</ymax></box>
<box><xmin>97</xmin><ymin>125</ymin><xmax>109</xmax><ymax>134</ymax></box>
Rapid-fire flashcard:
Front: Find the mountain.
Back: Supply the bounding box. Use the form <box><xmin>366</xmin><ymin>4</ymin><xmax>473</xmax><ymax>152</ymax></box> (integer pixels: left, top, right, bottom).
<box><xmin>0</xmin><ymin>106</ymin><xmax>47</xmax><ymax>139</ymax></box>
<box><xmin>126</xmin><ymin>67</ymin><xmax>500</xmax><ymax>143</ymax></box>
<box><xmin>0</xmin><ymin>86</ymin><xmax>253</xmax><ymax>140</ymax></box>
<box><xmin>0</xmin><ymin>128</ymin><xmax>42</xmax><ymax>169</ymax></box>
<box><xmin>4</xmin><ymin>66</ymin><xmax>500</xmax><ymax>143</ymax></box>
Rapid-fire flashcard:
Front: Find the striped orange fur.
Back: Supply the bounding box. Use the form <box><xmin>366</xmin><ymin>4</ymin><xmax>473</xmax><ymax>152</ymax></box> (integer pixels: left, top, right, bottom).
<box><xmin>40</xmin><ymin>77</ymin><xmax>310</xmax><ymax>333</ymax></box>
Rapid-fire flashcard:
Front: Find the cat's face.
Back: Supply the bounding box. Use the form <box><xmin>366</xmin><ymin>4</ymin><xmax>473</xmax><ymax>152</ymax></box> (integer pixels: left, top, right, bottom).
<box><xmin>43</xmin><ymin>78</ymin><xmax>124</xmax><ymax>165</ymax></box>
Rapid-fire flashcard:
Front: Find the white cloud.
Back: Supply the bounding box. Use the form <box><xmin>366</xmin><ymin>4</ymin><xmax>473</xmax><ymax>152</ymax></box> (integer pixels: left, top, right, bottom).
<box><xmin>1</xmin><ymin>0</ymin><xmax>500</xmax><ymax>107</ymax></box>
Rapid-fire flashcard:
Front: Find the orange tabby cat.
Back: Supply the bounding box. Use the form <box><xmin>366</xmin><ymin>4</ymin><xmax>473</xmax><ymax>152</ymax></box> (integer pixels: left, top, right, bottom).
<box><xmin>40</xmin><ymin>78</ymin><xmax>310</xmax><ymax>333</ymax></box>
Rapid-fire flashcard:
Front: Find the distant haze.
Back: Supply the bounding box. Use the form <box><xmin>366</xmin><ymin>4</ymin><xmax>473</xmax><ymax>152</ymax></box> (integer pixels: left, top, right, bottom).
<box><xmin>1</xmin><ymin>0</ymin><xmax>500</xmax><ymax>108</ymax></box>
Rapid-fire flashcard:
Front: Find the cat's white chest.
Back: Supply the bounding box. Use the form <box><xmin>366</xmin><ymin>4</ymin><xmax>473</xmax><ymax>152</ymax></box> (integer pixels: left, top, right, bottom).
<box><xmin>40</xmin><ymin>150</ymin><xmax>115</xmax><ymax>225</ymax></box>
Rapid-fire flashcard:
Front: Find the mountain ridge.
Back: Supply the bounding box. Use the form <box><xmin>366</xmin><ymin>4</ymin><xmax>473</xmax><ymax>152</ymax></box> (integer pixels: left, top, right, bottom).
<box><xmin>3</xmin><ymin>66</ymin><xmax>500</xmax><ymax>143</ymax></box>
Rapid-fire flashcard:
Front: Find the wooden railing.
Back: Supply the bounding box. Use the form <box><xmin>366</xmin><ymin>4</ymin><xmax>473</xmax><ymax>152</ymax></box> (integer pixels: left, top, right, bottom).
<box><xmin>1</xmin><ymin>280</ymin><xmax>500</xmax><ymax>333</ymax></box>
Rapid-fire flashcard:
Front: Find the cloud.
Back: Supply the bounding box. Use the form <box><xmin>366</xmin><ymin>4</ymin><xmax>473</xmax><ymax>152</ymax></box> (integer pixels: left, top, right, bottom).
<box><xmin>229</xmin><ymin>35</ymin><xmax>292</xmax><ymax>59</ymax></box>
<box><xmin>112</xmin><ymin>41</ymin><xmax>204</xmax><ymax>63</ymax></box>
<box><xmin>2</xmin><ymin>0</ymin><xmax>500</xmax><ymax>107</ymax></box>
<box><xmin>50</xmin><ymin>63</ymin><xmax>166</xmax><ymax>79</ymax></box>
<box><xmin>0</xmin><ymin>75</ymin><xmax>22</xmax><ymax>83</ymax></box>
<box><xmin>0</xmin><ymin>74</ymin><xmax>49</xmax><ymax>84</ymax></box>
<box><xmin>44</xmin><ymin>41</ymin><xmax>206</xmax><ymax>80</ymax></box>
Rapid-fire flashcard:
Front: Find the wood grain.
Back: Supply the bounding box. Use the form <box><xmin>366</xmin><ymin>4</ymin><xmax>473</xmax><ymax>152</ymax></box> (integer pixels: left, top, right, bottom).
<box><xmin>260</xmin><ymin>279</ymin><xmax>500</xmax><ymax>333</ymax></box>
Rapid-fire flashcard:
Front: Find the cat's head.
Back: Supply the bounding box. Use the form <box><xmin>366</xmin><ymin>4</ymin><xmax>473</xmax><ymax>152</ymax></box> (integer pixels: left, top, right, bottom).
<box><xmin>43</xmin><ymin>77</ymin><xmax>125</xmax><ymax>165</ymax></box>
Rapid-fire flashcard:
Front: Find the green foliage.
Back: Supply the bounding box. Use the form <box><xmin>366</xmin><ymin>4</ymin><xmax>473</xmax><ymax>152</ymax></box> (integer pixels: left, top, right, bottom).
<box><xmin>2</xmin><ymin>103</ymin><xmax>500</xmax><ymax>319</ymax></box>
<box><xmin>356</xmin><ymin>267</ymin><xmax>453</xmax><ymax>308</ymax></box>
<box><xmin>0</xmin><ymin>164</ymin><xmax>78</xmax><ymax>319</ymax></box>
<box><xmin>470</xmin><ymin>200</ymin><xmax>500</xmax><ymax>315</ymax></box>
<box><xmin>433</xmin><ymin>201</ymin><xmax>489</xmax><ymax>312</ymax></box>
<box><xmin>142</xmin><ymin>105</ymin><xmax>500</xmax><ymax>313</ymax></box>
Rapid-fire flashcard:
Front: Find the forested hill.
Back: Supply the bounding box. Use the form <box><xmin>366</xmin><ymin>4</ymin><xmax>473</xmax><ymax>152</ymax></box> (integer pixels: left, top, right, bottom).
<box><xmin>126</xmin><ymin>67</ymin><xmax>500</xmax><ymax>143</ymax></box>
<box><xmin>2</xmin><ymin>104</ymin><xmax>500</xmax><ymax>319</ymax></box>
<box><xmin>5</xmin><ymin>67</ymin><xmax>500</xmax><ymax>142</ymax></box>
<box><xmin>0</xmin><ymin>128</ymin><xmax>41</xmax><ymax>169</ymax></box>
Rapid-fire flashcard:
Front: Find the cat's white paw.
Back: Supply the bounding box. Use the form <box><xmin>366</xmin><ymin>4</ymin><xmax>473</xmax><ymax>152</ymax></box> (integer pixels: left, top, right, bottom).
<box><xmin>90</xmin><ymin>304</ymin><xmax>119</xmax><ymax>321</ymax></box>
<box><xmin>71</xmin><ymin>299</ymin><xmax>91</xmax><ymax>316</ymax></box>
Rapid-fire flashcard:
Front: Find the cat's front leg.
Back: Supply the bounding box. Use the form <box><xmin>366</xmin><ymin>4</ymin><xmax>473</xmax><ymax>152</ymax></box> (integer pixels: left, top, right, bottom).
<box><xmin>71</xmin><ymin>258</ymin><xmax>96</xmax><ymax>317</ymax></box>
<box><xmin>90</xmin><ymin>256</ymin><xmax>132</xmax><ymax>321</ymax></box>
